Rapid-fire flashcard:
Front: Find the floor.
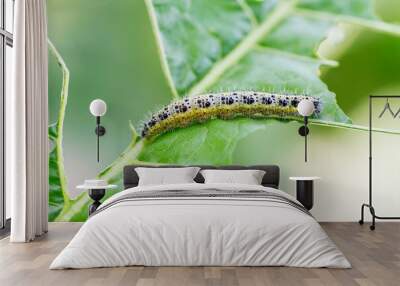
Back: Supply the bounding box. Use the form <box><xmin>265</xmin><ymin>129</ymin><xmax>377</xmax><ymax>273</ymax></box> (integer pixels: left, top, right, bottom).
<box><xmin>0</xmin><ymin>223</ymin><xmax>399</xmax><ymax>286</ymax></box>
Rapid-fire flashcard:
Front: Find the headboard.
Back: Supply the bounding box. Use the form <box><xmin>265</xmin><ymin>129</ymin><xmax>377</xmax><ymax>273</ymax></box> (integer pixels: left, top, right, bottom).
<box><xmin>123</xmin><ymin>165</ymin><xmax>280</xmax><ymax>189</ymax></box>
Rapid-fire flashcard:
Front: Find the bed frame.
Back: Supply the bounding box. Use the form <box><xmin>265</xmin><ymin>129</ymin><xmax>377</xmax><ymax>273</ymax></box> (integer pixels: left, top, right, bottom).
<box><xmin>123</xmin><ymin>165</ymin><xmax>280</xmax><ymax>189</ymax></box>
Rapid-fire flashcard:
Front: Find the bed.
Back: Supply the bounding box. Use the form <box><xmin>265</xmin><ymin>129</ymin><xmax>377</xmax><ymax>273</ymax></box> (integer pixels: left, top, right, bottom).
<box><xmin>50</xmin><ymin>165</ymin><xmax>350</xmax><ymax>269</ymax></box>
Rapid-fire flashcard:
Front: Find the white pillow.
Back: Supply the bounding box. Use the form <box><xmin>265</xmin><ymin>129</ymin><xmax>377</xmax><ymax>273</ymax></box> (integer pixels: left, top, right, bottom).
<box><xmin>135</xmin><ymin>167</ymin><xmax>200</xmax><ymax>186</ymax></box>
<box><xmin>200</xmin><ymin>169</ymin><xmax>266</xmax><ymax>185</ymax></box>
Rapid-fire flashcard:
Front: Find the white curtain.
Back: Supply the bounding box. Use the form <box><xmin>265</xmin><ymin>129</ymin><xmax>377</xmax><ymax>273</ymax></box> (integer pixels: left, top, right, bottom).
<box><xmin>7</xmin><ymin>0</ymin><xmax>49</xmax><ymax>242</ymax></box>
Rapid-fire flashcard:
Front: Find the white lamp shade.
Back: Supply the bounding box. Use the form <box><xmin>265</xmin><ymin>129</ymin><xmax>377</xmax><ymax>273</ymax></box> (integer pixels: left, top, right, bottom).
<box><xmin>89</xmin><ymin>99</ymin><xmax>107</xmax><ymax>117</ymax></box>
<box><xmin>297</xmin><ymin>99</ymin><xmax>315</xmax><ymax>117</ymax></box>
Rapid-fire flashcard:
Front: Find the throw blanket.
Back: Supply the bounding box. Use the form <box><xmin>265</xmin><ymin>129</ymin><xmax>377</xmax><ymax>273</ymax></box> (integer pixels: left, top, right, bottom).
<box><xmin>92</xmin><ymin>189</ymin><xmax>311</xmax><ymax>217</ymax></box>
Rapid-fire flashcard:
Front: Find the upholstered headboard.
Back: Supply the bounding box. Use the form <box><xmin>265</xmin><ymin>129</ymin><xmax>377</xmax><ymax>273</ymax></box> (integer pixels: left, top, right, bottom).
<box><xmin>123</xmin><ymin>165</ymin><xmax>280</xmax><ymax>189</ymax></box>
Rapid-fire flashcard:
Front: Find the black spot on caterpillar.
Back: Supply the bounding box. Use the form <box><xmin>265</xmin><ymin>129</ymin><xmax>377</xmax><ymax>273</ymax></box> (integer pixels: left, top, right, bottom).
<box><xmin>140</xmin><ymin>91</ymin><xmax>321</xmax><ymax>138</ymax></box>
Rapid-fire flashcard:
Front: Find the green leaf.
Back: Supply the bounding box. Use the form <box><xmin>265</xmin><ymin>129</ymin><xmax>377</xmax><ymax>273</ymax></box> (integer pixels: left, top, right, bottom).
<box><xmin>103</xmin><ymin>0</ymin><xmax>400</xmax><ymax>178</ymax></box>
<box><xmin>47</xmin><ymin>41</ymin><xmax>71</xmax><ymax>221</ymax></box>
<box><xmin>260</xmin><ymin>15</ymin><xmax>334</xmax><ymax>57</ymax></box>
<box><xmin>48</xmin><ymin>123</ymin><xmax>63</xmax><ymax>221</ymax></box>
<box><xmin>131</xmin><ymin>0</ymin><xmax>400</xmax><ymax>163</ymax></box>
<box><xmin>139</xmin><ymin>118</ymin><xmax>267</xmax><ymax>164</ymax></box>
<box><xmin>145</xmin><ymin>0</ymin><xmax>400</xmax><ymax>118</ymax></box>
<box><xmin>146</xmin><ymin>0</ymin><xmax>256</xmax><ymax>97</ymax></box>
<box><xmin>297</xmin><ymin>0</ymin><xmax>376</xmax><ymax>19</ymax></box>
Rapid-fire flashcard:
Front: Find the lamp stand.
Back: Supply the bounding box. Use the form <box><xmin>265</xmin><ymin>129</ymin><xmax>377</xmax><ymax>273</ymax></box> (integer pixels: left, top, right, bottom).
<box><xmin>95</xmin><ymin>116</ymin><xmax>106</xmax><ymax>162</ymax></box>
<box><xmin>298</xmin><ymin>117</ymin><xmax>309</xmax><ymax>162</ymax></box>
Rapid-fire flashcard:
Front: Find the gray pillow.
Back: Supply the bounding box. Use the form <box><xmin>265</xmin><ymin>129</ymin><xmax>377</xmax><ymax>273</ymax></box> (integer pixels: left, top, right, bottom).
<box><xmin>135</xmin><ymin>167</ymin><xmax>200</xmax><ymax>186</ymax></box>
<box><xmin>200</xmin><ymin>169</ymin><xmax>266</xmax><ymax>185</ymax></box>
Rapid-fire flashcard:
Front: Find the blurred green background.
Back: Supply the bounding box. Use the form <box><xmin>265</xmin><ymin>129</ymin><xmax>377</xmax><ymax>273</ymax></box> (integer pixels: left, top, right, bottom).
<box><xmin>47</xmin><ymin>0</ymin><xmax>400</xmax><ymax>221</ymax></box>
<box><xmin>48</xmin><ymin>0</ymin><xmax>174</xmax><ymax>196</ymax></box>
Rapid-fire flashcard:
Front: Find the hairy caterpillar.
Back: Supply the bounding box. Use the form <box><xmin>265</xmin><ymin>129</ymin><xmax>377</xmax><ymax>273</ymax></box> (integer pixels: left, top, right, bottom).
<box><xmin>141</xmin><ymin>91</ymin><xmax>321</xmax><ymax>138</ymax></box>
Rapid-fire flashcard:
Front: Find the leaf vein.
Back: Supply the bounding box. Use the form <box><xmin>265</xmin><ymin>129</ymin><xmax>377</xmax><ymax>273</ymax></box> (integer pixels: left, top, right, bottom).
<box><xmin>187</xmin><ymin>0</ymin><xmax>297</xmax><ymax>96</ymax></box>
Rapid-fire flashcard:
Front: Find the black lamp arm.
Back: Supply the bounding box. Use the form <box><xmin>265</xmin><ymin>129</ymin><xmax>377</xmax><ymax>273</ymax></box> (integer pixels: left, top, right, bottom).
<box><xmin>94</xmin><ymin>116</ymin><xmax>106</xmax><ymax>162</ymax></box>
<box><xmin>298</xmin><ymin>117</ymin><xmax>309</xmax><ymax>136</ymax></box>
<box><xmin>95</xmin><ymin>117</ymin><xmax>106</xmax><ymax>136</ymax></box>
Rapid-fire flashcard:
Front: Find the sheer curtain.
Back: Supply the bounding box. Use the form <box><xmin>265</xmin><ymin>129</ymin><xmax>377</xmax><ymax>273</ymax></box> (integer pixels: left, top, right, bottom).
<box><xmin>7</xmin><ymin>0</ymin><xmax>49</xmax><ymax>242</ymax></box>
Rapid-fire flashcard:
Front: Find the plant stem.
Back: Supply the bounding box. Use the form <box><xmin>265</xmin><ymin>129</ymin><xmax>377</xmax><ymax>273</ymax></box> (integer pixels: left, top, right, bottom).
<box><xmin>98</xmin><ymin>139</ymin><xmax>146</xmax><ymax>182</ymax></box>
<box><xmin>54</xmin><ymin>132</ymin><xmax>147</xmax><ymax>221</ymax></box>
<box><xmin>145</xmin><ymin>0</ymin><xmax>179</xmax><ymax>99</ymax></box>
<box><xmin>48</xmin><ymin>40</ymin><xmax>71</xmax><ymax>207</ymax></box>
<box><xmin>309</xmin><ymin>119</ymin><xmax>400</xmax><ymax>135</ymax></box>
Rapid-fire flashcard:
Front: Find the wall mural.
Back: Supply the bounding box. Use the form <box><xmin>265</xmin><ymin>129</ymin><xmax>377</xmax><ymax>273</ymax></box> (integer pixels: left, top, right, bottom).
<box><xmin>47</xmin><ymin>0</ymin><xmax>400</xmax><ymax>221</ymax></box>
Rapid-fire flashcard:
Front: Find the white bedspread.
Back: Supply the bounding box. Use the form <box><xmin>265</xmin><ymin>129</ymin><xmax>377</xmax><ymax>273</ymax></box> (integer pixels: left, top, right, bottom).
<box><xmin>50</xmin><ymin>183</ymin><xmax>350</xmax><ymax>269</ymax></box>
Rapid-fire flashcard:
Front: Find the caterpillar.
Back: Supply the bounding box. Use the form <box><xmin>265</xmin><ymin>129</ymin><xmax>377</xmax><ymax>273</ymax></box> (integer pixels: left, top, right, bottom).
<box><xmin>140</xmin><ymin>91</ymin><xmax>321</xmax><ymax>139</ymax></box>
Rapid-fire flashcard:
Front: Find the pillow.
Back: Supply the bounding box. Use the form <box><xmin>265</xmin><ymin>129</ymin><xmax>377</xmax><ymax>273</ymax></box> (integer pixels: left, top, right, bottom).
<box><xmin>200</xmin><ymin>169</ymin><xmax>266</xmax><ymax>185</ymax></box>
<box><xmin>135</xmin><ymin>167</ymin><xmax>200</xmax><ymax>186</ymax></box>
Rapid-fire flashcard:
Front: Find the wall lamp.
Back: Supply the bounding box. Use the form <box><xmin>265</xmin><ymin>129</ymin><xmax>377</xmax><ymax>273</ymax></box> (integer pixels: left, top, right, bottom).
<box><xmin>297</xmin><ymin>99</ymin><xmax>315</xmax><ymax>162</ymax></box>
<box><xmin>89</xmin><ymin>99</ymin><xmax>107</xmax><ymax>162</ymax></box>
